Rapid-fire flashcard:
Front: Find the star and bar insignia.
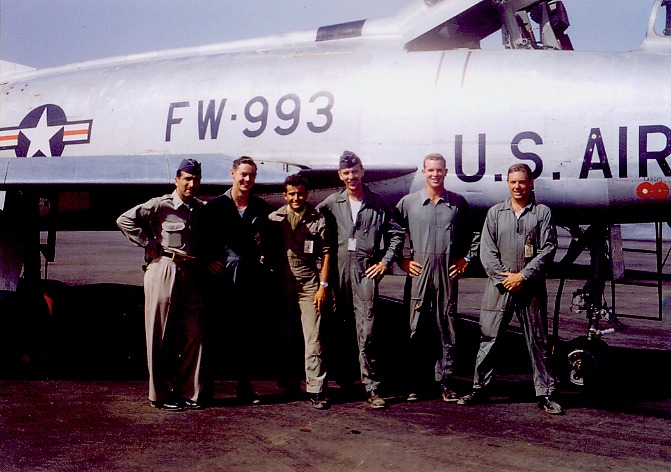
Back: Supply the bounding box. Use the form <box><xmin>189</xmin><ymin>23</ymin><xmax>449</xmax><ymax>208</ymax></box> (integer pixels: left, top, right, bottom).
<box><xmin>0</xmin><ymin>104</ymin><xmax>92</xmax><ymax>157</ymax></box>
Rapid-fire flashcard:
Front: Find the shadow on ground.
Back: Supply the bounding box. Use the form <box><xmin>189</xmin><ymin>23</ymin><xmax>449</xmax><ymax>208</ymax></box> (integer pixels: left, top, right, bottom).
<box><xmin>1</xmin><ymin>282</ymin><xmax>670</xmax><ymax>416</ymax></box>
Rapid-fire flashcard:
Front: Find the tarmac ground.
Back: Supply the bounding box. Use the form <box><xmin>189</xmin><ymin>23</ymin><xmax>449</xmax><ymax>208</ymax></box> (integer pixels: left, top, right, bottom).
<box><xmin>1</xmin><ymin>231</ymin><xmax>671</xmax><ymax>471</ymax></box>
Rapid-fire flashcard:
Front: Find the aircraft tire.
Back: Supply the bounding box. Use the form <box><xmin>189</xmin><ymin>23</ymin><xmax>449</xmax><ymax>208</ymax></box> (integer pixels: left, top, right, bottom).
<box><xmin>564</xmin><ymin>335</ymin><xmax>609</xmax><ymax>394</ymax></box>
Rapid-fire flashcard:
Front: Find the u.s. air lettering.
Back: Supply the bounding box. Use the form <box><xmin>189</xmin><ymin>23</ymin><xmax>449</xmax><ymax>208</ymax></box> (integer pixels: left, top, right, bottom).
<box><xmin>453</xmin><ymin>125</ymin><xmax>671</xmax><ymax>183</ymax></box>
<box><xmin>165</xmin><ymin>91</ymin><xmax>334</xmax><ymax>142</ymax></box>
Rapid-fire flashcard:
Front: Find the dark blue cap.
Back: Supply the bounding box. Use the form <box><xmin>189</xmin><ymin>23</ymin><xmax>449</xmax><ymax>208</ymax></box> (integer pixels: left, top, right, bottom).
<box><xmin>339</xmin><ymin>151</ymin><xmax>362</xmax><ymax>170</ymax></box>
<box><xmin>177</xmin><ymin>159</ymin><xmax>201</xmax><ymax>176</ymax></box>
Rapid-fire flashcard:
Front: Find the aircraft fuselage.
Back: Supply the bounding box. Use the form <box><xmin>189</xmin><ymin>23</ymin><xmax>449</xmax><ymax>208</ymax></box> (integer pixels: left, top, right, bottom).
<box><xmin>2</xmin><ymin>12</ymin><xmax>671</xmax><ymax>225</ymax></box>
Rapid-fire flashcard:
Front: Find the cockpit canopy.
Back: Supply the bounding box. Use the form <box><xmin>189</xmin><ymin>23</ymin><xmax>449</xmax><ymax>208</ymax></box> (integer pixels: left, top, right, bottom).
<box><xmin>643</xmin><ymin>0</ymin><xmax>671</xmax><ymax>52</ymax></box>
<box><xmin>653</xmin><ymin>0</ymin><xmax>671</xmax><ymax>37</ymax></box>
<box><xmin>406</xmin><ymin>0</ymin><xmax>573</xmax><ymax>51</ymax></box>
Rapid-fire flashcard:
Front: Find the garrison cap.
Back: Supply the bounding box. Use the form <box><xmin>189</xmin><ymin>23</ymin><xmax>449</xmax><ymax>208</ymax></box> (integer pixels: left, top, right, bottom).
<box><xmin>177</xmin><ymin>159</ymin><xmax>202</xmax><ymax>176</ymax></box>
<box><xmin>339</xmin><ymin>151</ymin><xmax>362</xmax><ymax>170</ymax></box>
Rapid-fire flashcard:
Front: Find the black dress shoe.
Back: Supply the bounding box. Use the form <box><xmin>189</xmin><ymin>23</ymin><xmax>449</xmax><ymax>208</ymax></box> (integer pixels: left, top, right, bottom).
<box><xmin>163</xmin><ymin>400</ymin><xmax>184</xmax><ymax>411</ymax></box>
<box><xmin>150</xmin><ymin>400</ymin><xmax>184</xmax><ymax>412</ymax></box>
<box><xmin>182</xmin><ymin>398</ymin><xmax>205</xmax><ymax>410</ymax></box>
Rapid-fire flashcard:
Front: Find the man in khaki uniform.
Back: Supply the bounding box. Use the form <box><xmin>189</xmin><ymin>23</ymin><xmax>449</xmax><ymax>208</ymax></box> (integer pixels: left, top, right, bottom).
<box><xmin>117</xmin><ymin>159</ymin><xmax>205</xmax><ymax>411</ymax></box>
<box><xmin>267</xmin><ymin>174</ymin><xmax>331</xmax><ymax>409</ymax></box>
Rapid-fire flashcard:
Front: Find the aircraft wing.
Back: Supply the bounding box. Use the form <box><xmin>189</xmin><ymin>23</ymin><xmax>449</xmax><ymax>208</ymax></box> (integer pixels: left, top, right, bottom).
<box><xmin>0</xmin><ymin>154</ymin><xmax>306</xmax><ymax>187</ymax></box>
<box><xmin>0</xmin><ymin>154</ymin><xmax>417</xmax><ymax>191</ymax></box>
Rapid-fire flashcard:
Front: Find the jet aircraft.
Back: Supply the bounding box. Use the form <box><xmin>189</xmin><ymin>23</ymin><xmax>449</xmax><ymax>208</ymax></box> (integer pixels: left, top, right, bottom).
<box><xmin>1</xmin><ymin>0</ymin><xmax>671</xmax><ymax>383</ymax></box>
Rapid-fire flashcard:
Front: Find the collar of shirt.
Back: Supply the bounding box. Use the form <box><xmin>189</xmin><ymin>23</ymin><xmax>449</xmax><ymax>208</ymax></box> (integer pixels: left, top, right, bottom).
<box><xmin>421</xmin><ymin>188</ymin><xmax>448</xmax><ymax>206</ymax></box>
<box><xmin>502</xmin><ymin>197</ymin><xmax>536</xmax><ymax>215</ymax></box>
<box><xmin>335</xmin><ymin>185</ymin><xmax>370</xmax><ymax>205</ymax></box>
<box><xmin>171</xmin><ymin>190</ymin><xmax>189</xmax><ymax>210</ymax></box>
<box><xmin>222</xmin><ymin>187</ymin><xmax>261</xmax><ymax>210</ymax></box>
<box><xmin>277</xmin><ymin>202</ymin><xmax>317</xmax><ymax>220</ymax></box>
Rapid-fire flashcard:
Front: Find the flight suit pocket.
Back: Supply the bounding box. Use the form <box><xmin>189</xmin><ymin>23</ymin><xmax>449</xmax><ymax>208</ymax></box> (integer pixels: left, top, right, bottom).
<box><xmin>479</xmin><ymin>283</ymin><xmax>511</xmax><ymax>337</ymax></box>
<box><xmin>522</xmin><ymin>225</ymin><xmax>542</xmax><ymax>266</ymax></box>
<box><xmin>296</xmin><ymin>226</ymin><xmax>317</xmax><ymax>255</ymax></box>
<box><xmin>480</xmin><ymin>282</ymin><xmax>511</xmax><ymax>312</ymax></box>
<box><xmin>162</xmin><ymin>222</ymin><xmax>185</xmax><ymax>248</ymax></box>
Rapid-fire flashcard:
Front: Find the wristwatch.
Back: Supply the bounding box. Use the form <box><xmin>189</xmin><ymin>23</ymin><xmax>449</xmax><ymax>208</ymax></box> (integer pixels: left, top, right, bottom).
<box><xmin>320</xmin><ymin>281</ymin><xmax>329</xmax><ymax>287</ymax></box>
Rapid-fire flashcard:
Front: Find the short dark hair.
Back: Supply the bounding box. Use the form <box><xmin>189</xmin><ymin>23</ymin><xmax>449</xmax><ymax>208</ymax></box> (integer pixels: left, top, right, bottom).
<box><xmin>507</xmin><ymin>163</ymin><xmax>533</xmax><ymax>181</ymax></box>
<box><xmin>284</xmin><ymin>173</ymin><xmax>309</xmax><ymax>190</ymax></box>
<box><xmin>232</xmin><ymin>156</ymin><xmax>257</xmax><ymax>172</ymax></box>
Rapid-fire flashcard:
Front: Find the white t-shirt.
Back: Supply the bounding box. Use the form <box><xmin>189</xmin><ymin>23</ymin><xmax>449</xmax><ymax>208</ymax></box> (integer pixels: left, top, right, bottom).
<box><xmin>349</xmin><ymin>197</ymin><xmax>362</xmax><ymax>222</ymax></box>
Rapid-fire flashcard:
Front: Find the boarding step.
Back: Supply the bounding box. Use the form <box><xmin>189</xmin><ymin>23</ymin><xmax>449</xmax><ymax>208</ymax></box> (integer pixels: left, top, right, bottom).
<box><xmin>609</xmin><ymin>223</ymin><xmax>666</xmax><ymax>321</ymax></box>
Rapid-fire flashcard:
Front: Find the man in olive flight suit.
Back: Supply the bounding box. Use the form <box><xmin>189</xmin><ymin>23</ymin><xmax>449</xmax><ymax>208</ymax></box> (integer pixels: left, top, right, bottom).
<box><xmin>395</xmin><ymin>153</ymin><xmax>479</xmax><ymax>402</ymax></box>
<box><xmin>458</xmin><ymin>163</ymin><xmax>562</xmax><ymax>415</ymax></box>
<box><xmin>317</xmin><ymin>151</ymin><xmax>403</xmax><ymax>410</ymax></box>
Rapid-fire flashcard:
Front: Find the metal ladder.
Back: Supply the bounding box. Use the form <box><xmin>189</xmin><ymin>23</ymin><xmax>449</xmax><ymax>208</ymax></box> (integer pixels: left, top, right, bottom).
<box><xmin>608</xmin><ymin>223</ymin><xmax>666</xmax><ymax>321</ymax></box>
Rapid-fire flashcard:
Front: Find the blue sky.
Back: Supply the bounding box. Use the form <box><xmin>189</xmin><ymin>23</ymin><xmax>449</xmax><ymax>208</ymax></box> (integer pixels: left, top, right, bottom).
<box><xmin>0</xmin><ymin>0</ymin><xmax>657</xmax><ymax>69</ymax></box>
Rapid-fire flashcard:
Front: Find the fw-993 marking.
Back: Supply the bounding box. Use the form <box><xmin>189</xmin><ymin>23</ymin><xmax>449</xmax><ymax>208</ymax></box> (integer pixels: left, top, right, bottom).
<box><xmin>165</xmin><ymin>91</ymin><xmax>334</xmax><ymax>142</ymax></box>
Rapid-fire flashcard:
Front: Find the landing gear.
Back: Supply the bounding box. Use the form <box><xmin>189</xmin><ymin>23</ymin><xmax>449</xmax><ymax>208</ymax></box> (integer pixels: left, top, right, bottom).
<box><xmin>553</xmin><ymin>224</ymin><xmax>625</xmax><ymax>389</ymax></box>
<box><xmin>565</xmin><ymin>336</ymin><xmax>609</xmax><ymax>389</ymax></box>
<box><xmin>570</xmin><ymin>283</ymin><xmax>624</xmax><ymax>341</ymax></box>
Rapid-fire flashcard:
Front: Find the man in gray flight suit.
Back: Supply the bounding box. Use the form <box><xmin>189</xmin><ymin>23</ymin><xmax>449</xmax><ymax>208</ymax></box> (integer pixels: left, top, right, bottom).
<box><xmin>317</xmin><ymin>151</ymin><xmax>403</xmax><ymax>409</ymax></box>
<box><xmin>117</xmin><ymin>158</ymin><xmax>205</xmax><ymax>412</ymax></box>
<box><xmin>395</xmin><ymin>153</ymin><xmax>479</xmax><ymax>402</ymax></box>
<box><xmin>457</xmin><ymin>163</ymin><xmax>562</xmax><ymax>414</ymax></box>
<box><xmin>268</xmin><ymin>174</ymin><xmax>331</xmax><ymax>409</ymax></box>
